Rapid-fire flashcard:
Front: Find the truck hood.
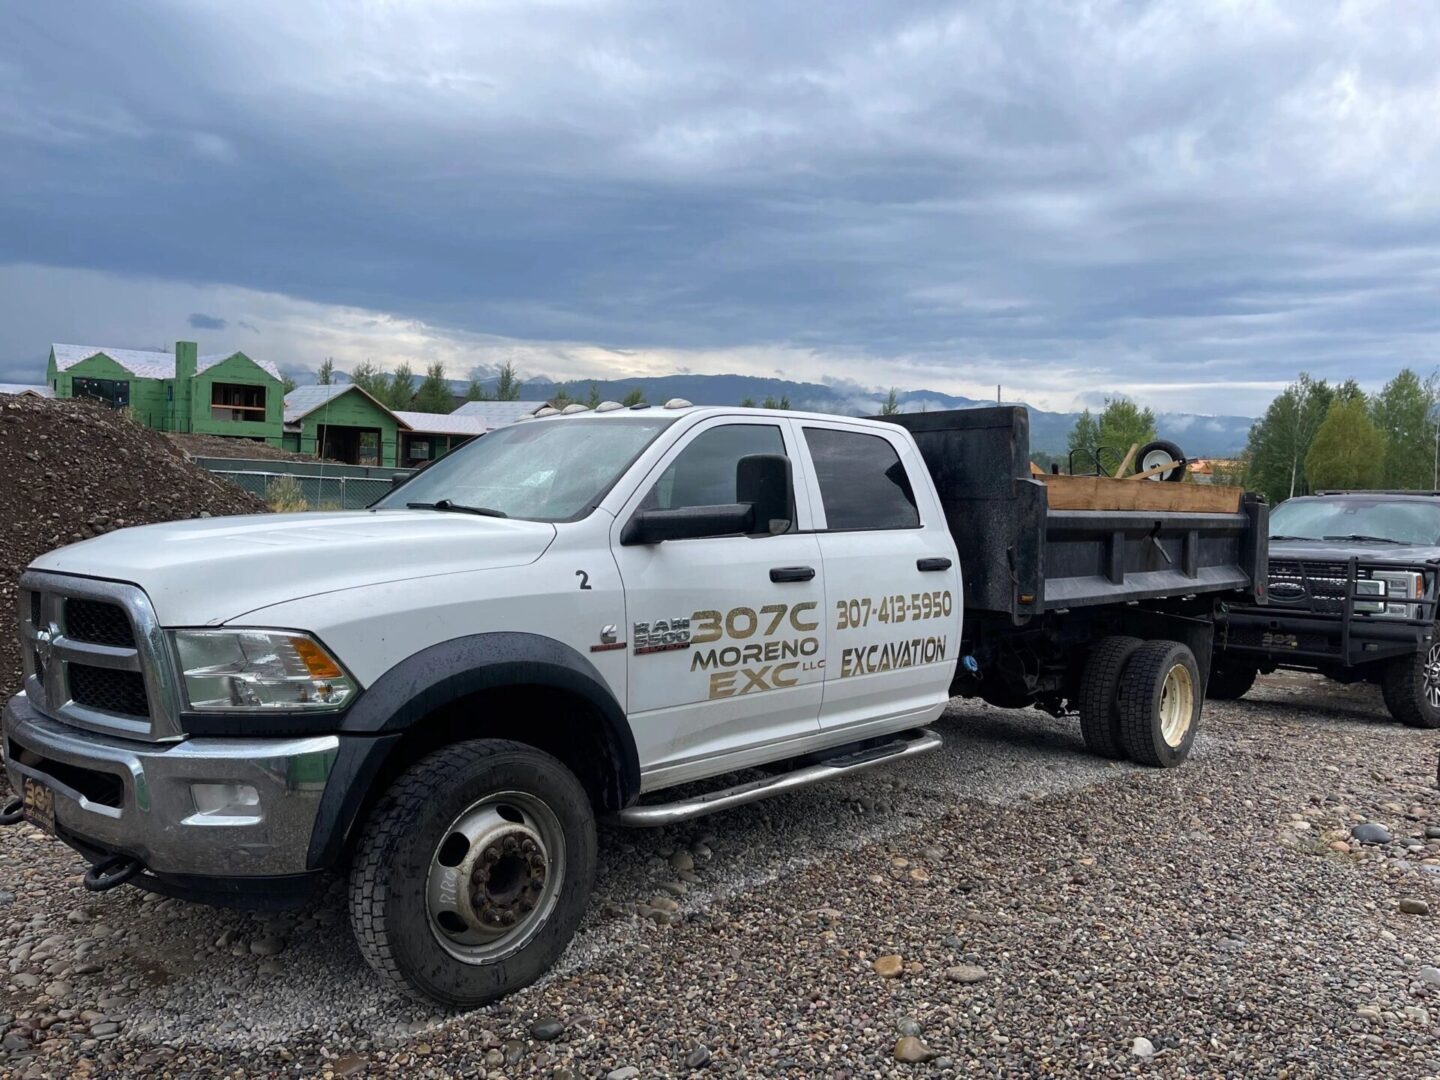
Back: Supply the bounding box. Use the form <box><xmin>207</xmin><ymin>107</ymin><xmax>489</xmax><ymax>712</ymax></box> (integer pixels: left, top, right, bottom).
<box><xmin>29</xmin><ymin>510</ymin><xmax>557</xmax><ymax>626</ymax></box>
<box><xmin>1269</xmin><ymin>539</ymin><xmax>1440</xmax><ymax>566</ymax></box>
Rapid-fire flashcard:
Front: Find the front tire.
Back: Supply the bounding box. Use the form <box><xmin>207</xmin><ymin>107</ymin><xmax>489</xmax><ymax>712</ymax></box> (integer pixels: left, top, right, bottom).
<box><xmin>1380</xmin><ymin>639</ymin><xmax>1440</xmax><ymax>729</ymax></box>
<box><xmin>1207</xmin><ymin>661</ymin><xmax>1257</xmax><ymax>701</ymax></box>
<box><xmin>1118</xmin><ymin>641</ymin><xmax>1201</xmax><ymax>767</ymax></box>
<box><xmin>349</xmin><ymin>739</ymin><xmax>596</xmax><ymax>1007</ymax></box>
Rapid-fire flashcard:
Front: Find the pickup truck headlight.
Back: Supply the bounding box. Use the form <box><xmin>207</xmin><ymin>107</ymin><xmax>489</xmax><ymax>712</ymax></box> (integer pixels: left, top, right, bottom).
<box><xmin>173</xmin><ymin>630</ymin><xmax>356</xmax><ymax>711</ymax></box>
<box><xmin>1367</xmin><ymin>571</ymin><xmax>1425</xmax><ymax>618</ymax></box>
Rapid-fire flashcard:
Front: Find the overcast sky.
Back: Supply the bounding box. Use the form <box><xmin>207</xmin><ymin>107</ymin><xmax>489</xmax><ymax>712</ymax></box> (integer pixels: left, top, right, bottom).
<box><xmin>3</xmin><ymin>0</ymin><xmax>1438</xmax><ymax>415</ymax></box>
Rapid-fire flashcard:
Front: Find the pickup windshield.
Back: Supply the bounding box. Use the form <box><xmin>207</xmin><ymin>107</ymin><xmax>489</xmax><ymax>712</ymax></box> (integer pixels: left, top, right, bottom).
<box><xmin>374</xmin><ymin>416</ymin><xmax>675</xmax><ymax>522</ymax></box>
<box><xmin>1269</xmin><ymin>497</ymin><xmax>1440</xmax><ymax>546</ymax></box>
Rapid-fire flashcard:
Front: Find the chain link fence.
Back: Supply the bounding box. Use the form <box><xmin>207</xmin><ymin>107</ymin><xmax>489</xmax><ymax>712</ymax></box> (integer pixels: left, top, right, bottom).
<box><xmin>193</xmin><ymin>458</ymin><xmax>414</xmax><ymax>510</ymax></box>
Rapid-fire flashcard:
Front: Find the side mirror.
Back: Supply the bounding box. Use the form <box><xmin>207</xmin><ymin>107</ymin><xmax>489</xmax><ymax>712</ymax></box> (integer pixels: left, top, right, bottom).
<box><xmin>622</xmin><ymin>504</ymin><xmax>754</xmax><ymax>545</ymax></box>
<box><xmin>621</xmin><ymin>452</ymin><xmax>794</xmax><ymax>545</ymax></box>
<box><xmin>390</xmin><ymin>473</ymin><xmax>409</xmax><ymax>490</ymax></box>
<box><xmin>736</xmin><ymin>453</ymin><xmax>793</xmax><ymax>535</ymax></box>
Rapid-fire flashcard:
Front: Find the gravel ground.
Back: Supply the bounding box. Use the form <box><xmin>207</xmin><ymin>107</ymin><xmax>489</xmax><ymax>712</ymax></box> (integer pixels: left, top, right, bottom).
<box><xmin>3</xmin><ymin>672</ymin><xmax>1440</xmax><ymax>1078</ymax></box>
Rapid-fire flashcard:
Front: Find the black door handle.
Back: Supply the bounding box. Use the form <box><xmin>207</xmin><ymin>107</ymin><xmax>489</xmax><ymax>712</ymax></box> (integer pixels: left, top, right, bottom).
<box><xmin>917</xmin><ymin>557</ymin><xmax>952</xmax><ymax>572</ymax></box>
<box><xmin>770</xmin><ymin>566</ymin><xmax>816</xmax><ymax>583</ymax></box>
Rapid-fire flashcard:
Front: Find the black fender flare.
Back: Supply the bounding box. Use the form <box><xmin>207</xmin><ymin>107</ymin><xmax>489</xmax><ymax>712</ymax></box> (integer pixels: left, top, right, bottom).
<box><xmin>307</xmin><ymin>632</ymin><xmax>637</xmax><ymax>870</ymax></box>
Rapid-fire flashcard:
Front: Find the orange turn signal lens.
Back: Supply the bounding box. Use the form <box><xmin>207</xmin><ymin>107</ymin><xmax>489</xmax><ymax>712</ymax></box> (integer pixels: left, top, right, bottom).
<box><xmin>292</xmin><ymin>637</ymin><xmax>344</xmax><ymax>679</ymax></box>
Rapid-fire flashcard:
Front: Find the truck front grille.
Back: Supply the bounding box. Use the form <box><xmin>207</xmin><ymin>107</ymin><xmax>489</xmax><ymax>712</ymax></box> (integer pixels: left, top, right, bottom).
<box><xmin>17</xmin><ymin>573</ymin><xmax>181</xmax><ymax>742</ymax></box>
<box><xmin>69</xmin><ymin>664</ymin><xmax>150</xmax><ymax>717</ymax></box>
<box><xmin>1268</xmin><ymin>559</ymin><xmax>1368</xmax><ymax>615</ymax></box>
<box><xmin>64</xmin><ymin>599</ymin><xmax>136</xmax><ymax>647</ymax></box>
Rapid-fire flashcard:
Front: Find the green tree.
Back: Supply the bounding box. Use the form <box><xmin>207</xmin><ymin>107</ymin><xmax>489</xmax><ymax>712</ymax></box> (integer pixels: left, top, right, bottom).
<box><xmin>879</xmin><ymin>388</ymin><xmax>901</xmax><ymax>416</ymax></box>
<box><xmin>494</xmin><ymin>362</ymin><xmax>523</xmax><ymax>402</ymax></box>
<box><xmin>316</xmin><ymin>358</ymin><xmax>334</xmax><ymax>385</ymax></box>
<box><xmin>348</xmin><ymin>360</ymin><xmax>389</xmax><ymax>401</ymax></box>
<box><xmin>740</xmin><ymin>396</ymin><xmax>757</xmax><ymax>408</ymax></box>
<box><xmin>585</xmin><ymin>382</ymin><xmax>601</xmax><ymax>409</ymax></box>
<box><xmin>1335</xmin><ymin>379</ymin><xmax>1366</xmax><ymax>407</ymax></box>
<box><xmin>1305</xmin><ymin>399</ymin><xmax>1386</xmax><ymax>491</ymax></box>
<box><xmin>280</xmin><ymin>373</ymin><xmax>297</xmax><ymax>395</ymax></box>
<box><xmin>1066</xmin><ymin>408</ymin><xmax>1101</xmax><ymax>470</ymax></box>
<box><xmin>413</xmin><ymin>362</ymin><xmax>454</xmax><ymax>413</ymax></box>
<box><xmin>1244</xmin><ymin>373</ymin><xmax>1334</xmax><ymax>504</ymax></box>
<box><xmin>1096</xmin><ymin>397</ymin><xmax>1157</xmax><ymax>462</ymax></box>
<box><xmin>622</xmin><ymin>387</ymin><xmax>645</xmax><ymax>407</ymax></box>
<box><xmin>384</xmin><ymin>362</ymin><xmax>416</xmax><ymax>410</ymax></box>
<box><xmin>759</xmin><ymin>395</ymin><xmax>791</xmax><ymax>410</ymax></box>
<box><xmin>550</xmin><ymin>385</ymin><xmax>572</xmax><ymax>407</ymax></box>
<box><xmin>465</xmin><ymin>377</ymin><xmax>492</xmax><ymax>401</ymax></box>
<box><xmin>1370</xmin><ymin>368</ymin><xmax>1435</xmax><ymax>489</ymax></box>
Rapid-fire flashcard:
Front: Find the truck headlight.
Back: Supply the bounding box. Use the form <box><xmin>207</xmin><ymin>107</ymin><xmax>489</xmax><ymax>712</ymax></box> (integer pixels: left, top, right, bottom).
<box><xmin>172</xmin><ymin>630</ymin><xmax>357</xmax><ymax>711</ymax></box>
<box><xmin>1370</xmin><ymin>571</ymin><xmax>1425</xmax><ymax>618</ymax></box>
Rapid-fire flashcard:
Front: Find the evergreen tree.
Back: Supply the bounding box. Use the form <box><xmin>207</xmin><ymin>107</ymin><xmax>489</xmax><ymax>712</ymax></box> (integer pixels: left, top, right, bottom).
<box><xmin>413</xmin><ymin>362</ymin><xmax>454</xmax><ymax>413</ymax></box>
<box><xmin>586</xmin><ymin>382</ymin><xmax>602</xmax><ymax>409</ymax></box>
<box><xmin>465</xmin><ymin>377</ymin><xmax>492</xmax><ymax>401</ymax></box>
<box><xmin>1305</xmin><ymin>399</ymin><xmax>1386</xmax><ymax>491</ymax></box>
<box><xmin>880</xmin><ymin>388</ymin><xmax>901</xmax><ymax>416</ymax></box>
<box><xmin>348</xmin><ymin>360</ymin><xmax>389</xmax><ymax>401</ymax></box>
<box><xmin>316</xmin><ymin>358</ymin><xmax>334</xmax><ymax>385</ymax></box>
<box><xmin>386</xmin><ymin>362</ymin><xmax>416</xmax><ymax>410</ymax></box>
<box><xmin>494</xmin><ymin>362</ymin><xmax>523</xmax><ymax>401</ymax></box>
<box><xmin>740</xmin><ymin>396</ymin><xmax>756</xmax><ymax>408</ymax></box>
<box><xmin>280</xmin><ymin>373</ymin><xmax>297</xmax><ymax>395</ymax></box>
<box><xmin>622</xmin><ymin>388</ymin><xmax>645</xmax><ymax>407</ymax></box>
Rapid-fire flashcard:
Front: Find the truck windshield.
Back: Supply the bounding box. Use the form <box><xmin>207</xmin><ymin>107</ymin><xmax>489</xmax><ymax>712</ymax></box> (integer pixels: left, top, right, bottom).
<box><xmin>1269</xmin><ymin>498</ymin><xmax>1440</xmax><ymax>546</ymax></box>
<box><xmin>374</xmin><ymin>416</ymin><xmax>674</xmax><ymax>522</ymax></box>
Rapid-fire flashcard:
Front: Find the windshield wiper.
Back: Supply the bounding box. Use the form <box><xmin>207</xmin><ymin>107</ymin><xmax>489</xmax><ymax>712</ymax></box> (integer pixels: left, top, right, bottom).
<box><xmin>1268</xmin><ymin>534</ymin><xmax>1320</xmax><ymax>541</ymax></box>
<box><xmin>407</xmin><ymin>499</ymin><xmax>508</xmax><ymax>518</ymax></box>
<box><xmin>1321</xmin><ymin>534</ymin><xmax>1405</xmax><ymax>545</ymax></box>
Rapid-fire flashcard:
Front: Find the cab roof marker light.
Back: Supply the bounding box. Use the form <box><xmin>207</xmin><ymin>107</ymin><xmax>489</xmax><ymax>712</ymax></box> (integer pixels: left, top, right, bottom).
<box><xmin>664</xmin><ymin>398</ymin><xmax>693</xmax><ymax>409</ymax></box>
<box><xmin>594</xmin><ymin>401</ymin><xmax>625</xmax><ymax>412</ymax></box>
<box><xmin>561</xmin><ymin>403</ymin><xmax>590</xmax><ymax>414</ymax></box>
<box><xmin>629</xmin><ymin>403</ymin><xmax>652</xmax><ymax>410</ymax></box>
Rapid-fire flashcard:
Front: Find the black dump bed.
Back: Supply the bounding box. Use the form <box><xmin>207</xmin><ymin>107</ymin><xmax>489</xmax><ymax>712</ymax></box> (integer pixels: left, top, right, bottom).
<box><xmin>885</xmin><ymin>406</ymin><xmax>1267</xmax><ymax>623</ymax></box>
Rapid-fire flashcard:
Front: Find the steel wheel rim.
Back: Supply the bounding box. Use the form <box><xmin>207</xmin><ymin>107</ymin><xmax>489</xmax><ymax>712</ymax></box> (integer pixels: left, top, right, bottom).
<box><xmin>1425</xmin><ymin>643</ymin><xmax>1440</xmax><ymax>709</ymax></box>
<box><xmin>1141</xmin><ymin>450</ymin><xmax>1172</xmax><ymax>479</ymax></box>
<box><xmin>424</xmin><ymin>790</ymin><xmax>566</xmax><ymax>965</ymax></box>
<box><xmin>1159</xmin><ymin>662</ymin><xmax>1195</xmax><ymax>747</ymax></box>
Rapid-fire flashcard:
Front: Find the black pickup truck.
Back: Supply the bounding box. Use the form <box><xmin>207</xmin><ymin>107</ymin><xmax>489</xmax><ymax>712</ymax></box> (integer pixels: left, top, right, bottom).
<box><xmin>1212</xmin><ymin>490</ymin><xmax>1440</xmax><ymax>727</ymax></box>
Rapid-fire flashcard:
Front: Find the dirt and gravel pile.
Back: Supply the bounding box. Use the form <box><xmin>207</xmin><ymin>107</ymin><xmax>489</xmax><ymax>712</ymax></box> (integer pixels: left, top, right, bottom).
<box><xmin>0</xmin><ymin>394</ymin><xmax>265</xmax><ymax>696</ymax></box>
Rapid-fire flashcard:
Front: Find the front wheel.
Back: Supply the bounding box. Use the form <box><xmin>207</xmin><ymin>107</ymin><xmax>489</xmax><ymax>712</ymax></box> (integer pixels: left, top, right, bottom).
<box><xmin>1207</xmin><ymin>661</ymin><xmax>1257</xmax><ymax>701</ymax></box>
<box><xmin>349</xmin><ymin>739</ymin><xmax>596</xmax><ymax>1006</ymax></box>
<box><xmin>1117</xmin><ymin>640</ymin><xmax>1201</xmax><ymax>767</ymax></box>
<box><xmin>1380</xmin><ymin>639</ymin><xmax>1440</xmax><ymax>729</ymax></box>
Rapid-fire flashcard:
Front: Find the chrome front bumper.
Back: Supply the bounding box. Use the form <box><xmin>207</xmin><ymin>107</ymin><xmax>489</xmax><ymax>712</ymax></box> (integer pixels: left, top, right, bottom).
<box><xmin>3</xmin><ymin>691</ymin><xmax>339</xmax><ymax>876</ymax></box>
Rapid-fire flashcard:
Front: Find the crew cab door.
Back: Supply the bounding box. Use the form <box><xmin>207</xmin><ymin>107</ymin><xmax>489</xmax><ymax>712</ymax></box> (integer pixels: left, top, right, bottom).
<box><xmin>611</xmin><ymin>417</ymin><xmax>826</xmax><ymax>786</ymax></box>
<box><xmin>793</xmin><ymin>421</ymin><xmax>962</xmax><ymax>734</ymax></box>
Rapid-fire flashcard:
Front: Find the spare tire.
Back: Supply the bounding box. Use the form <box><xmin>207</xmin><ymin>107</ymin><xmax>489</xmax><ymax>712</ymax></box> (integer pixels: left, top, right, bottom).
<box><xmin>1136</xmin><ymin>439</ymin><xmax>1186</xmax><ymax>482</ymax></box>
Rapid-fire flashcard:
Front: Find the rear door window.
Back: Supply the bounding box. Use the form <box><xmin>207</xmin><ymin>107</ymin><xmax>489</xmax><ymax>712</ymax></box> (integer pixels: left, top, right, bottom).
<box><xmin>803</xmin><ymin>427</ymin><xmax>919</xmax><ymax>530</ymax></box>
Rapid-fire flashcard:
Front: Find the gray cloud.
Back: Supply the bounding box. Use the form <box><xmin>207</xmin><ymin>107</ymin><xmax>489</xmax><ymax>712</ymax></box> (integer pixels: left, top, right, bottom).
<box><xmin>2</xmin><ymin>1</ymin><xmax>1439</xmax><ymax>415</ymax></box>
<box><xmin>187</xmin><ymin>313</ymin><xmax>227</xmax><ymax>330</ymax></box>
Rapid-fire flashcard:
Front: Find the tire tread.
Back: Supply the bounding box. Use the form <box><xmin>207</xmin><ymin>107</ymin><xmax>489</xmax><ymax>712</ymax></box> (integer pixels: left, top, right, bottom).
<box><xmin>1078</xmin><ymin>635</ymin><xmax>1144</xmax><ymax>759</ymax></box>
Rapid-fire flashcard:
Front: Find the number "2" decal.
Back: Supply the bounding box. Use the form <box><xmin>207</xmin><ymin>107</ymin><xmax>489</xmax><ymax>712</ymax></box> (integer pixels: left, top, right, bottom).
<box><xmin>576</xmin><ymin>570</ymin><xmax>591</xmax><ymax>590</ymax></box>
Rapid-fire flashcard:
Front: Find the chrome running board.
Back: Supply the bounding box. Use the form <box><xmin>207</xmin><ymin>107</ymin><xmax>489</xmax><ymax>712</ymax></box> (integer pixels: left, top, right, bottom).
<box><xmin>612</xmin><ymin>727</ymin><xmax>942</xmax><ymax>827</ymax></box>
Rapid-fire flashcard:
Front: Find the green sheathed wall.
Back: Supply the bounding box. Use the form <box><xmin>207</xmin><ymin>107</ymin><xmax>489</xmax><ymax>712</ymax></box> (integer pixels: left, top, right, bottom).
<box><xmin>190</xmin><ymin>353</ymin><xmax>283</xmax><ymax>443</ymax></box>
<box><xmin>292</xmin><ymin>388</ymin><xmax>400</xmax><ymax>467</ymax></box>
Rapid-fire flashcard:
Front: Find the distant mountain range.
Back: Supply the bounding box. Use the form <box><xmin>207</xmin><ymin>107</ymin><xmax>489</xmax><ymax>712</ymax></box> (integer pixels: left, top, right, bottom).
<box><xmin>333</xmin><ymin>369</ymin><xmax>1255</xmax><ymax>456</ymax></box>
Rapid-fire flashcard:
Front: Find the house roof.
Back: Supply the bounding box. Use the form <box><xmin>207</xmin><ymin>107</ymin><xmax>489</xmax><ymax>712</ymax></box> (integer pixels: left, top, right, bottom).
<box><xmin>451</xmin><ymin>400</ymin><xmax>550</xmax><ymax>428</ymax></box>
<box><xmin>0</xmin><ymin>383</ymin><xmax>53</xmax><ymax>397</ymax></box>
<box><xmin>391</xmin><ymin>410</ymin><xmax>489</xmax><ymax>437</ymax></box>
<box><xmin>51</xmin><ymin>343</ymin><xmax>282</xmax><ymax>381</ymax></box>
<box><xmin>284</xmin><ymin>384</ymin><xmax>359</xmax><ymax>423</ymax></box>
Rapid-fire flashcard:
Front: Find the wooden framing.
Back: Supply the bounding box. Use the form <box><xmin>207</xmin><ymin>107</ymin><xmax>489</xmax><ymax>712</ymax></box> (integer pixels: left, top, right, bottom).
<box><xmin>1038</xmin><ymin>473</ymin><xmax>1243</xmax><ymax>513</ymax></box>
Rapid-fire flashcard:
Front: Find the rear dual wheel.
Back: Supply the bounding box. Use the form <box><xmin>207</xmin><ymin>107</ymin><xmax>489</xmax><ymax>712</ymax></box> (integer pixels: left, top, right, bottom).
<box><xmin>1079</xmin><ymin>636</ymin><xmax>1201</xmax><ymax>767</ymax></box>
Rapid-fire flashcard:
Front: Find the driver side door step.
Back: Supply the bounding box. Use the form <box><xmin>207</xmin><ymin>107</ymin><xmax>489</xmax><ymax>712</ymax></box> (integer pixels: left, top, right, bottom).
<box><xmin>611</xmin><ymin>727</ymin><xmax>942</xmax><ymax>827</ymax></box>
